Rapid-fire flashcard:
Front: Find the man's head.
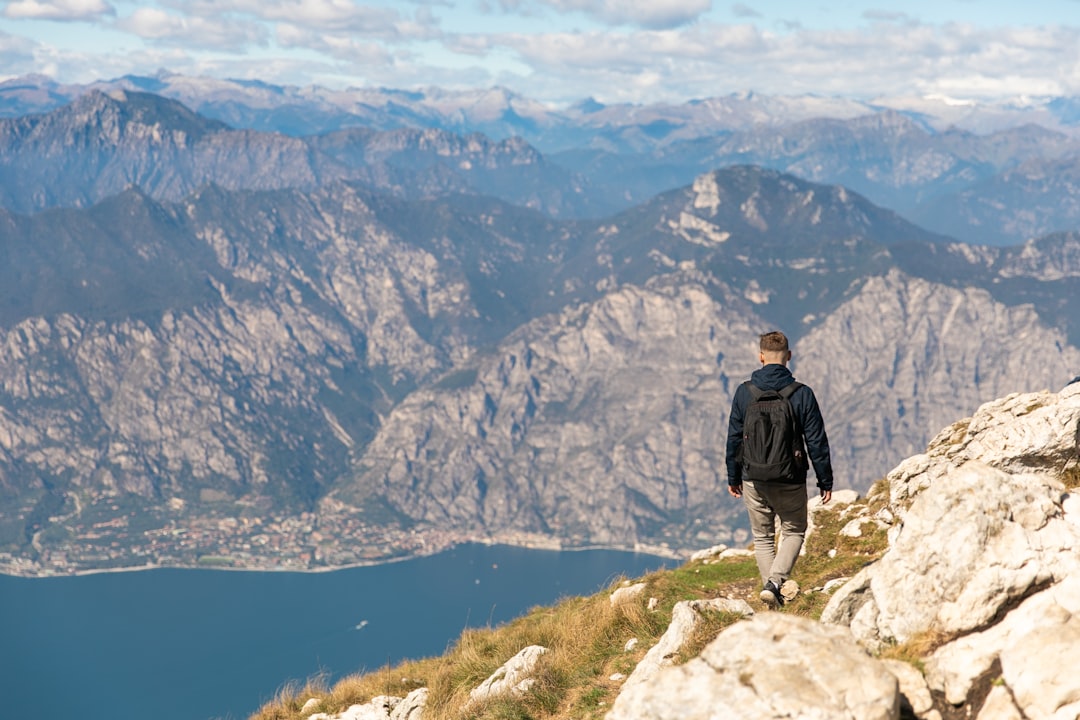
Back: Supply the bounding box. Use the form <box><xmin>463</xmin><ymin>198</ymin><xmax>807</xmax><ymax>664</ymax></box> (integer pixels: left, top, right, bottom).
<box><xmin>759</xmin><ymin>330</ymin><xmax>792</xmax><ymax>366</ymax></box>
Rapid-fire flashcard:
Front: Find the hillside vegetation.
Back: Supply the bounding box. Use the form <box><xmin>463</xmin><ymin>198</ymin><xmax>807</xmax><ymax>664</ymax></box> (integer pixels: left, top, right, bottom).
<box><xmin>250</xmin><ymin>485</ymin><xmax>893</xmax><ymax>720</ymax></box>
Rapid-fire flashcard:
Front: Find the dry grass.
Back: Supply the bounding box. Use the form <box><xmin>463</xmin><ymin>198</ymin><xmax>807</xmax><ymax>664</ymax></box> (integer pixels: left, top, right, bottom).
<box><xmin>1062</xmin><ymin>458</ymin><xmax>1080</xmax><ymax>490</ymax></box>
<box><xmin>878</xmin><ymin>628</ymin><xmax>954</xmax><ymax>672</ymax></box>
<box><xmin>250</xmin><ymin>498</ymin><xmax>893</xmax><ymax>720</ymax></box>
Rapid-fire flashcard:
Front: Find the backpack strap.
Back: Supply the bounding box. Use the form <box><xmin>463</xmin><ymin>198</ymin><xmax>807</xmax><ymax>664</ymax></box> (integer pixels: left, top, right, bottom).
<box><xmin>744</xmin><ymin>381</ymin><xmax>802</xmax><ymax>400</ymax></box>
<box><xmin>778</xmin><ymin>381</ymin><xmax>803</xmax><ymax>399</ymax></box>
<box><xmin>779</xmin><ymin>381</ymin><xmax>805</xmax><ymax>437</ymax></box>
<box><xmin>744</xmin><ymin>381</ymin><xmax>764</xmax><ymax>400</ymax></box>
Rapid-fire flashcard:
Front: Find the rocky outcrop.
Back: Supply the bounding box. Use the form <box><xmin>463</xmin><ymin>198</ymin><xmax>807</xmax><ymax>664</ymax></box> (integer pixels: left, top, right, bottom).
<box><xmin>885</xmin><ymin>382</ymin><xmax>1080</xmax><ymax>512</ymax></box>
<box><xmin>468</xmin><ymin>645</ymin><xmax>549</xmax><ymax>704</ymax></box>
<box><xmin>615</xmin><ymin>597</ymin><xmax>754</xmax><ymax>705</ymax></box>
<box><xmin>817</xmin><ymin>383</ymin><xmax>1080</xmax><ymax>717</ymax></box>
<box><xmin>822</xmin><ymin>460</ymin><xmax>1080</xmax><ymax>648</ymax></box>
<box><xmin>606</xmin><ymin>613</ymin><xmax>900</xmax><ymax>720</ymax></box>
<box><xmin>306</xmin><ymin>688</ymin><xmax>428</xmax><ymax>720</ymax></box>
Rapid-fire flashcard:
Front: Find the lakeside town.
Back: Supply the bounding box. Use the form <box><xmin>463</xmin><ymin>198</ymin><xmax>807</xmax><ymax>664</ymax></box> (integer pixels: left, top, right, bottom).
<box><xmin>0</xmin><ymin>495</ymin><xmax>697</xmax><ymax>578</ymax></box>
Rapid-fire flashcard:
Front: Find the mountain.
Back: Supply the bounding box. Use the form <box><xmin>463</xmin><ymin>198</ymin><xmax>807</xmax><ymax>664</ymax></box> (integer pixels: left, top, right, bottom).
<box><xmin>912</xmin><ymin>155</ymin><xmax>1080</xmax><ymax>244</ymax></box>
<box><xmin>6</xmin><ymin>86</ymin><xmax>1080</xmax><ymax>245</ymax></box>
<box><xmin>565</xmin><ymin>112</ymin><xmax>1080</xmax><ymax>243</ymax></box>
<box><xmin>0</xmin><ymin>90</ymin><xmax>600</xmax><ymax>218</ymax></box>
<box><xmin>8</xmin><ymin>74</ymin><xmax>1080</xmax><ymax>149</ymax></box>
<box><xmin>1</xmin><ymin>165</ymin><xmax>1077</xmax><ymax>574</ymax></box>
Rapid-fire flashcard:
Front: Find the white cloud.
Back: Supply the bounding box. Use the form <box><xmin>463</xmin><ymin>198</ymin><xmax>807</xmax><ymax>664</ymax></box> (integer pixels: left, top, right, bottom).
<box><xmin>478</xmin><ymin>21</ymin><xmax>1080</xmax><ymax>103</ymax></box>
<box><xmin>116</xmin><ymin>7</ymin><xmax>269</xmax><ymax>50</ymax></box>
<box><xmin>0</xmin><ymin>29</ymin><xmax>38</xmax><ymax>76</ymax></box>
<box><xmin>158</xmin><ymin>0</ymin><xmax>439</xmax><ymax>39</ymax></box>
<box><xmin>276</xmin><ymin>23</ymin><xmax>394</xmax><ymax>63</ymax></box>
<box><xmin>2</xmin><ymin>0</ymin><xmax>114</xmax><ymax>21</ymax></box>
<box><xmin>497</xmin><ymin>0</ymin><xmax>712</xmax><ymax>29</ymax></box>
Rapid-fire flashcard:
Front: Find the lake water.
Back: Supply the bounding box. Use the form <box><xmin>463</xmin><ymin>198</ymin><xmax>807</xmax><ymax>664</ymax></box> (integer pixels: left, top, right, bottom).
<box><xmin>0</xmin><ymin>544</ymin><xmax>673</xmax><ymax>720</ymax></box>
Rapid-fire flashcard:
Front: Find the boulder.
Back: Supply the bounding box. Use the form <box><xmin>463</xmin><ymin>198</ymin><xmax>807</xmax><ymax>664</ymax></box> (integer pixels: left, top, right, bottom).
<box><xmin>924</xmin><ymin>575</ymin><xmax>1080</xmax><ymax>711</ymax></box>
<box><xmin>468</xmin><ymin>645</ymin><xmax>548</xmax><ymax>704</ymax></box>
<box><xmin>976</xmin><ymin>686</ymin><xmax>1024</xmax><ymax>720</ymax></box>
<box><xmin>308</xmin><ymin>695</ymin><xmax>400</xmax><ymax>720</ymax></box>
<box><xmin>301</xmin><ymin>685</ymin><xmax>426</xmax><ymax>720</ymax></box>
<box><xmin>616</xmin><ymin>598</ymin><xmax>752</xmax><ymax>701</ymax></box>
<box><xmin>389</xmin><ymin>688</ymin><xmax>427</xmax><ymax>720</ymax></box>
<box><xmin>821</xmin><ymin>461</ymin><xmax>1080</xmax><ymax>649</ymax></box>
<box><xmin>606</xmin><ymin>613</ymin><xmax>899</xmax><ymax>720</ymax></box>
<box><xmin>886</xmin><ymin>384</ymin><xmax>1080</xmax><ymax>517</ymax></box>
<box><xmin>880</xmin><ymin>659</ymin><xmax>939</xmax><ymax>720</ymax></box>
<box><xmin>689</xmin><ymin>544</ymin><xmax>728</xmax><ymax>562</ymax></box>
<box><xmin>610</xmin><ymin>582</ymin><xmax>647</xmax><ymax>607</ymax></box>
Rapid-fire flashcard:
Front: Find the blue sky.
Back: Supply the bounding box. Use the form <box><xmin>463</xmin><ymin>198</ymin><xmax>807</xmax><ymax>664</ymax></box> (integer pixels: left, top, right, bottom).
<box><xmin>1</xmin><ymin>0</ymin><xmax>1079</xmax><ymax>104</ymax></box>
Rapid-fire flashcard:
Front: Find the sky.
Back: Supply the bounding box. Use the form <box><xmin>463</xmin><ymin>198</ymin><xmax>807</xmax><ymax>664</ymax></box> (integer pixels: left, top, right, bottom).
<box><xmin>1</xmin><ymin>0</ymin><xmax>1079</xmax><ymax>105</ymax></box>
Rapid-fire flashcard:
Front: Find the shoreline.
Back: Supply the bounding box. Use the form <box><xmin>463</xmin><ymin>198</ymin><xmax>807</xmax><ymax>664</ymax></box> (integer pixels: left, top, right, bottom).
<box><xmin>0</xmin><ymin>537</ymin><xmax>687</xmax><ymax>579</ymax></box>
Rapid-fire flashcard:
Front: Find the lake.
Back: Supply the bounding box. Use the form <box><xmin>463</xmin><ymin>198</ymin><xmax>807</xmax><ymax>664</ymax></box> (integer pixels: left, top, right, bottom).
<box><xmin>0</xmin><ymin>543</ymin><xmax>673</xmax><ymax>720</ymax></box>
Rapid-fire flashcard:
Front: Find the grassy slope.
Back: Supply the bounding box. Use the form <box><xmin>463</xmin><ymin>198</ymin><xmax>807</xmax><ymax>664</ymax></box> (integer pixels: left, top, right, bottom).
<box><xmin>249</xmin><ymin>480</ymin><xmax>895</xmax><ymax>720</ymax></box>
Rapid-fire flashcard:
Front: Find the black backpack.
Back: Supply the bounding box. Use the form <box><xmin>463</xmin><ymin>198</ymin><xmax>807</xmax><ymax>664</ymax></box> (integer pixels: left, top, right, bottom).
<box><xmin>738</xmin><ymin>381</ymin><xmax>809</xmax><ymax>482</ymax></box>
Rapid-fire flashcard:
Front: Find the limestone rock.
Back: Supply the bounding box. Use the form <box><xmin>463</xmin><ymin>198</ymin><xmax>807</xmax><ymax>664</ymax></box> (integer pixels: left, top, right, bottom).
<box><xmin>606</xmin><ymin>613</ymin><xmax>899</xmax><ymax>720</ymax></box>
<box><xmin>309</xmin><ymin>695</ymin><xmax>403</xmax><ymax>720</ymax></box>
<box><xmin>881</xmin><ymin>660</ymin><xmax>938</xmax><ymax>720</ymax></box>
<box><xmin>1000</xmin><ymin>619</ymin><xmax>1080</xmax><ymax>720</ymax></box>
<box><xmin>469</xmin><ymin>646</ymin><xmax>548</xmax><ymax>704</ymax></box>
<box><xmin>389</xmin><ymin>689</ymin><xmax>427</xmax><ymax>720</ymax></box>
<box><xmin>617</xmin><ymin>598</ymin><xmax>753</xmax><ymax>702</ymax></box>
<box><xmin>886</xmin><ymin>383</ymin><xmax>1080</xmax><ymax>516</ymax></box>
<box><xmin>821</xmin><ymin>461</ymin><xmax>1080</xmax><ymax>649</ymax></box>
<box><xmin>610</xmin><ymin>583</ymin><xmax>647</xmax><ymax>607</ymax></box>
<box><xmin>924</xmin><ymin>575</ymin><xmax>1080</xmax><ymax>709</ymax></box>
<box><xmin>689</xmin><ymin>544</ymin><xmax>728</xmax><ymax>562</ymax></box>
<box><xmin>976</xmin><ymin>685</ymin><xmax>1024</xmax><ymax>720</ymax></box>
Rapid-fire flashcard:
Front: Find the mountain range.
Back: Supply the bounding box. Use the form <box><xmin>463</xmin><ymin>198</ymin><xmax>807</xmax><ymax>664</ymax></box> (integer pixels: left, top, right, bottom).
<box><xmin>4</xmin><ymin>78</ymin><xmax>1080</xmax><ymax>245</ymax></box>
<box><xmin>0</xmin><ymin>84</ymin><xmax>1078</xmax><ymax>572</ymax></box>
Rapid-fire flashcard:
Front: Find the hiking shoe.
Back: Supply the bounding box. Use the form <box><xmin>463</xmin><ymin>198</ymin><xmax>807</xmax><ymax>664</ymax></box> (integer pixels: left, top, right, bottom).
<box><xmin>759</xmin><ymin>580</ymin><xmax>784</xmax><ymax>608</ymax></box>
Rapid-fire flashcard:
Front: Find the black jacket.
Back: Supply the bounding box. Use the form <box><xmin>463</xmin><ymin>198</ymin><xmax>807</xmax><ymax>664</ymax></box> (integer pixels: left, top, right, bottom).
<box><xmin>726</xmin><ymin>364</ymin><xmax>834</xmax><ymax>491</ymax></box>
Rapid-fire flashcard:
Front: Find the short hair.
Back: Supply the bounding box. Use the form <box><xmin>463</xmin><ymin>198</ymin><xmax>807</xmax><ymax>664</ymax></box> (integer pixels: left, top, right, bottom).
<box><xmin>759</xmin><ymin>331</ymin><xmax>789</xmax><ymax>353</ymax></box>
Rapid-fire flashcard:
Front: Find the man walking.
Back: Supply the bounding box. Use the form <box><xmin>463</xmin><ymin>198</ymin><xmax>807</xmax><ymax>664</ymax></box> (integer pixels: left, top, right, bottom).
<box><xmin>726</xmin><ymin>331</ymin><xmax>833</xmax><ymax>607</ymax></box>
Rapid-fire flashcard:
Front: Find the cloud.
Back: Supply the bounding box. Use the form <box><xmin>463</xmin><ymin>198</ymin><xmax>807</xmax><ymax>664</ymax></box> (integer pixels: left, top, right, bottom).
<box><xmin>2</xmin><ymin>0</ymin><xmax>114</xmax><ymax>21</ymax></box>
<box><xmin>158</xmin><ymin>0</ymin><xmax>439</xmax><ymax>40</ymax></box>
<box><xmin>276</xmin><ymin>23</ymin><xmax>394</xmax><ymax>63</ymax></box>
<box><xmin>116</xmin><ymin>7</ymin><xmax>269</xmax><ymax>50</ymax></box>
<box><xmin>478</xmin><ymin>21</ymin><xmax>1080</xmax><ymax>103</ymax></box>
<box><xmin>730</xmin><ymin>3</ymin><xmax>759</xmax><ymax>19</ymax></box>
<box><xmin>862</xmin><ymin>10</ymin><xmax>912</xmax><ymax>23</ymax></box>
<box><xmin>497</xmin><ymin>0</ymin><xmax>713</xmax><ymax>29</ymax></box>
<box><xmin>0</xmin><ymin>28</ymin><xmax>38</xmax><ymax>75</ymax></box>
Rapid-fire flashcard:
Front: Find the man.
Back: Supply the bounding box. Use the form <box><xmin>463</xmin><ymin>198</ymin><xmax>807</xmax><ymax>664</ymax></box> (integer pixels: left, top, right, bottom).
<box><xmin>726</xmin><ymin>331</ymin><xmax>834</xmax><ymax>608</ymax></box>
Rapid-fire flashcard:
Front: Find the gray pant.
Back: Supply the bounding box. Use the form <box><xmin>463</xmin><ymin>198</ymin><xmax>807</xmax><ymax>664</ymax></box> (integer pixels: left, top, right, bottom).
<box><xmin>743</xmin><ymin>481</ymin><xmax>808</xmax><ymax>587</ymax></box>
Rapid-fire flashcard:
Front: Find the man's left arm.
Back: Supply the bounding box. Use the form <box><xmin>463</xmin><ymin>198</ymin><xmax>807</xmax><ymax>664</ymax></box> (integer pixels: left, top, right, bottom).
<box><xmin>798</xmin><ymin>387</ymin><xmax>834</xmax><ymax>494</ymax></box>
